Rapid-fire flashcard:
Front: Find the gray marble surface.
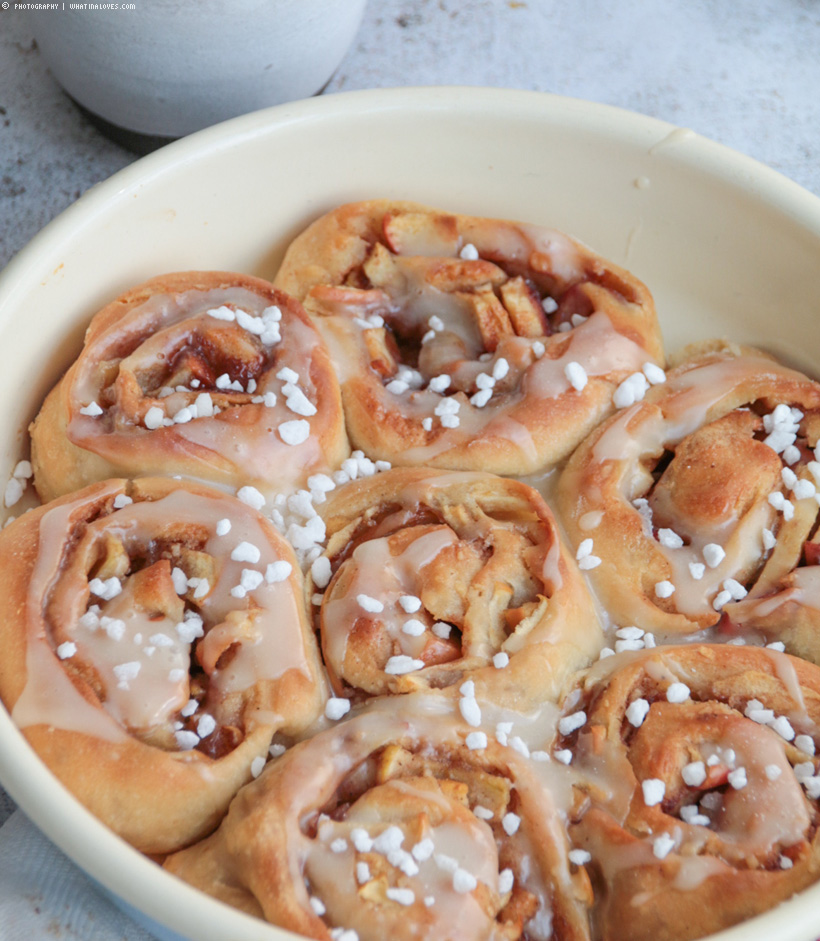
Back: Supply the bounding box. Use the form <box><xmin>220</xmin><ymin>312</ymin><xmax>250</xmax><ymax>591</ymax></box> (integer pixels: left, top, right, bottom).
<box><xmin>1</xmin><ymin>0</ymin><xmax>820</xmax><ymax>936</ymax></box>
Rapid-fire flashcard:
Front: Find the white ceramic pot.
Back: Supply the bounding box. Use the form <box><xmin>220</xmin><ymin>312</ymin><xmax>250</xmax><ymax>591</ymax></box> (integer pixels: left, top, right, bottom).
<box><xmin>25</xmin><ymin>0</ymin><xmax>367</xmax><ymax>138</ymax></box>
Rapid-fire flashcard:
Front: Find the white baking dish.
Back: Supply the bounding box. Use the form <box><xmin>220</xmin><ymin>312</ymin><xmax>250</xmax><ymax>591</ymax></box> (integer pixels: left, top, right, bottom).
<box><xmin>1</xmin><ymin>87</ymin><xmax>819</xmax><ymax>941</ymax></box>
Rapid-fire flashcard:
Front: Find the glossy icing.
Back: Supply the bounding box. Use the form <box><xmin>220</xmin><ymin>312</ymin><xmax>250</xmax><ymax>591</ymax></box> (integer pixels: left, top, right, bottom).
<box><xmin>66</xmin><ymin>286</ymin><xmax>339</xmax><ymax>492</ymax></box>
<box><xmin>13</xmin><ymin>480</ymin><xmax>314</xmax><ymax>748</ymax></box>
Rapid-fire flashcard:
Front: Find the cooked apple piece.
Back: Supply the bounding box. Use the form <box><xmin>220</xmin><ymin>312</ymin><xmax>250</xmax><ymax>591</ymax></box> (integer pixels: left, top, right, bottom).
<box><xmin>459</xmin><ymin>285</ymin><xmax>514</xmax><ymax>352</ymax></box>
<box><xmin>383</xmin><ymin>210</ymin><xmax>461</xmax><ymax>256</ymax></box>
<box><xmin>499</xmin><ymin>277</ymin><xmax>550</xmax><ymax>338</ymax></box>
<box><xmin>364</xmin><ymin>327</ymin><xmax>399</xmax><ymax>378</ymax></box>
<box><xmin>363</xmin><ymin>242</ymin><xmax>406</xmax><ymax>294</ymax></box>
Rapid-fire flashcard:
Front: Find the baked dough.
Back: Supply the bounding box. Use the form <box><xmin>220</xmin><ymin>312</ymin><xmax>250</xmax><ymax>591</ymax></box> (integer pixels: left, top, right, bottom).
<box><xmin>557</xmin><ymin>344</ymin><xmax>820</xmax><ymax>639</ymax></box>
<box><xmin>0</xmin><ymin>477</ymin><xmax>327</xmax><ymax>853</ymax></box>
<box><xmin>559</xmin><ymin>644</ymin><xmax>820</xmax><ymax>941</ymax></box>
<box><xmin>308</xmin><ymin>466</ymin><xmax>602</xmax><ymax>710</ymax></box>
<box><xmin>165</xmin><ymin>693</ymin><xmax>592</xmax><ymax>941</ymax></box>
<box><xmin>274</xmin><ymin>200</ymin><xmax>664</xmax><ymax>476</ymax></box>
<box><xmin>30</xmin><ymin>270</ymin><xmax>349</xmax><ymax>502</ymax></box>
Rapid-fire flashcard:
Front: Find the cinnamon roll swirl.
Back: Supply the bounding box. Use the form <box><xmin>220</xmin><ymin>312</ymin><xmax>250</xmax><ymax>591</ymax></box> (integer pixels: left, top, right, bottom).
<box><xmin>164</xmin><ymin>694</ymin><xmax>591</xmax><ymax>941</ymax></box>
<box><xmin>556</xmin><ymin>644</ymin><xmax>820</xmax><ymax>941</ymax></box>
<box><xmin>274</xmin><ymin>200</ymin><xmax>664</xmax><ymax>476</ymax></box>
<box><xmin>0</xmin><ymin>477</ymin><xmax>327</xmax><ymax>853</ymax></box>
<box><xmin>557</xmin><ymin>344</ymin><xmax>820</xmax><ymax>642</ymax></box>
<box><xmin>30</xmin><ymin>271</ymin><xmax>349</xmax><ymax>503</ymax></box>
<box><xmin>307</xmin><ymin>467</ymin><xmax>602</xmax><ymax>710</ymax></box>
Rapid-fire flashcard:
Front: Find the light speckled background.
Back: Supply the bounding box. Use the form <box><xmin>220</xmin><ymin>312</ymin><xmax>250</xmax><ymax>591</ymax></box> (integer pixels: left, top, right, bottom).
<box><xmin>1</xmin><ymin>0</ymin><xmax>820</xmax><ymax>936</ymax></box>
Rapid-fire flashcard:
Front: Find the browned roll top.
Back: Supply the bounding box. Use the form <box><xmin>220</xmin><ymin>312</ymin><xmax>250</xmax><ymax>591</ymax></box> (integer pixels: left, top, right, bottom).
<box><xmin>556</xmin><ymin>645</ymin><xmax>820</xmax><ymax>941</ymax></box>
<box><xmin>164</xmin><ymin>694</ymin><xmax>592</xmax><ymax>941</ymax></box>
<box><xmin>307</xmin><ymin>467</ymin><xmax>602</xmax><ymax>711</ymax></box>
<box><xmin>557</xmin><ymin>344</ymin><xmax>820</xmax><ymax>651</ymax></box>
<box><xmin>30</xmin><ymin>270</ymin><xmax>349</xmax><ymax>502</ymax></box>
<box><xmin>0</xmin><ymin>477</ymin><xmax>327</xmax><ymax>853</ymax></box>
<box><xmin>274</xmin><ymin>199</ymin><xmax>664</xmax><ymax>476</ymax></box>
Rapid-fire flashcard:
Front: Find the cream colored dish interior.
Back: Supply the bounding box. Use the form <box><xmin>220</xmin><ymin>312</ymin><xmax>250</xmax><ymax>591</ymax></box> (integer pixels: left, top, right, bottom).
<box><xmin>1</xmin><ymin>87</ymin><xmax>820</xmax><ymax>941</ymax></box>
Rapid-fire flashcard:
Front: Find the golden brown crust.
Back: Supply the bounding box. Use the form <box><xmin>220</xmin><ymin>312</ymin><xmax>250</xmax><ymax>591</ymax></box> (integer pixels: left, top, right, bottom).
<box><xmin>559</xmin><ymin>645</ymin><xmax>820</xmax><ymax>941</ymax></box>
<box><xmin>274</xmin><ymin>200</ymin><xmax>664</xmax><ymax>476</ymax></box>
<box><xmin>275</xmin><ymin>199</ymin><xmax>415</xmax><ymax>300</ymax></box>
<box><xmin>165</xmin><ymin>694</ymin><xmax>592</xmax><ymax>941</ymax></box>
<box><xmin>30</xmin><ymin>270</ymin><xmax>349</xmax><ymax>503</ymax></box>
<box><xmin>12</xmin><ymin>216</ymin><xmax>820</xmax><ymax>941</ymax></box>
<box><xmin>308</xmin><ymin>466</ymin><xmax>602</xmax><ymax>710</ymax></box>
<box><xmin>0</xmin><ymin>477</ymin><xmax>328</xmax><ymax>853</ymax></box>
<box><xmin>556</xmin><ymin>346</ymin><xmax>820</xmax><ymax>639</ymax></box>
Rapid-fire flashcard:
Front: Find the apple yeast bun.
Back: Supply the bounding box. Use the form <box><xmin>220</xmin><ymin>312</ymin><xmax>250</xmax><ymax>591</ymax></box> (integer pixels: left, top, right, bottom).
<box><xmin>164</xmin><ymin>693</ymin><xmax>592</xmax><ymax>941</ymax></box>
<box><xmin>306</xmin><ymin>467</ymin><xmax>603</xmax><ymax>711</ymax></box>
<box><xmin>557</xmin><ymin>644</ymin><xmax>820</xmax><ymax>941</ymax></box>
<box><xmin>0</xmin><ymin>477</ymin><xmax>327</xmax><ymax>854</ymax></box>
<box><xmin>274</xmin><ymin>199</ymin><xmax>664</xmax><ymax>476</ymax></box>
<box><xmin>557</xmin><ymin>343</ymin><xmax>820</xmax><ymax>643</ymax></box>
<box><xmin>30</xmin><ymin>271</ymin><xmax>349</xmax><ymax>503</ymax></box>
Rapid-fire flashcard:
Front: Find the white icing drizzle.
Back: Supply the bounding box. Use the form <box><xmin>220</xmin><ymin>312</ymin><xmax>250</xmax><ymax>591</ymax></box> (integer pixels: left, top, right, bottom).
<box><xmin>571</xmin><ymin>644</ymin><xmax>820</xmax><ymax>909</ymax></box>
<box><xmin>314</xmin><ymin>469</ymin><xmax>589</xmax><ymax>705</ymax></box>
<box><xmin>67</xmin><ymin>287</ymin><xmax>333</xmax><ymax>491</ymax></box>
<box><xmin>230</xmin><ymin>692</ymin><xmax>580</xmax><ymax>941</ymax></box>
<box><xmin>12</xmin><ymin>482</ymin><xmax>313</xmax><ymax>744</ymax></box>
<box><xmin>321</xmin><ymin>527</ymin><xmax>458</xmax><ymax>673</ymax></box>
<box><xmin>309</xmin><ymin>211</ymin><xmax>657</xmax><ymax>473</ymax></box>
<box><xmin>14</xmin><ymin>482</ymin><xmax>130</xmax><ymax>742</ymax></box>
<box><xmin>704</xmin><ymin>719</ymin><xmax>810</xmax><ymax>856</ymax></box>
<box><xmin>731</xmin><ymin>566</ymin><xmax>820</xmax><ymax>619</ymax></box>
<box><xmin>670</xmin><ymin>855</ymin><xmax>730</xmax><ymax>892</ymax></box>
<box><xmin>462</xmin><ymin>219</ymin><xmax>585</xmax><ymax>284</ymax></box>
<box><xmin>307</xmin><ymin>791</ymin><xmax>501</xmax><ymax>940</ymax></box>
<box><xmin>524</xmin><ymin>312</ymin><xmax>648</xmax><ymax>401</ymax></box>
<box><xmin>762</xmin><ymin>648</ymin><xmax>810</xmax><ymax>723</ymax></box>
<box><xmin>583</xmin><ymin>353</ymin><xmax>820</xmax><ymax>624</ymax></box>
<box><xmin>364</xmin><ymin>310</ymin><xmax>649</xmax><ymax>469</ymax></box>
<box><xmin>578</xmin><ymin>510</ymin><xmax>604</xmax><ymax>531</ymax></box>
